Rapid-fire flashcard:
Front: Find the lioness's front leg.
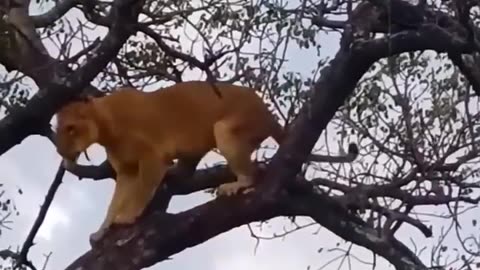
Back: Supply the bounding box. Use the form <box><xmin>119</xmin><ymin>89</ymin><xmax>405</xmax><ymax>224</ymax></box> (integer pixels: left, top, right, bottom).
<box><xmin>90</xmin><ymin>173</ymin><xmax>131</xmax><ymax>245</ymax></box>
<box><xmin>113</xmin><ymin>155</ymin><xmax>169</xmax><ymax>224</ymax></box>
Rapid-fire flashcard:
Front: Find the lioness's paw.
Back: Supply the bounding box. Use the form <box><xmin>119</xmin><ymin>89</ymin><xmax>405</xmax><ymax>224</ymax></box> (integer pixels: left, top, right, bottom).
<box><xmin>89</xmin><ymin>228</ymin><xmax>107</xmax><ymax>246</ymax></box>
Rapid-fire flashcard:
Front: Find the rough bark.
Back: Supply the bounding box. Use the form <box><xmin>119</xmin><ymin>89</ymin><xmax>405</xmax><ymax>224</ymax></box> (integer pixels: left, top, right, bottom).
<box><xmin>0</xmin><ymin>0</ymin><xmax>143</xmax><ymax>155</ymax></box>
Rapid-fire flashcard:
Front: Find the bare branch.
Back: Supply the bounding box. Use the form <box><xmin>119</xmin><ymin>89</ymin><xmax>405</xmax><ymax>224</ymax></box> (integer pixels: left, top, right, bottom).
<box><xmin>63</xmin><ymin>160</ymin><xmax>234</xmax><ymax>195</ymax></box>
<box><xmin>0</xmin><ymin>0</ymin><xmax>145</xmax><ymax>155</ymax></box>
<box><xmin>449</xmin><ymin>52</ymin><xmax>480</xmax><ymax>96</ymax></box>
<box><xmin>13</xmin><ymin>164</ymin><xmax>65</xmax><ymax>270</ymax></box>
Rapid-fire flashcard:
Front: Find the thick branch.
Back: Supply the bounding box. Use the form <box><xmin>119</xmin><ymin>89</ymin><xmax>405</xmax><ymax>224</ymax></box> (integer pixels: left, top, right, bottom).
<box><xmin>65</xmin><ymin>160</ymin><xmax>115</xmax><ymax>180</ymax></box>
<box><xmin>6</xmin><ymin>0</ymin><xmax>49</xmax><ymax>57</ymax></box>
<box><xmin>0</xmin><ymin>0</ymin><xmax>57</xmax><ymax>84</ymax></box>
<box><xmin>65</xmin><ymin>183</ymin><xmax>426</xmax><ymax>270</ymax></box>
<box><xmin>0</xmin><ymin>0</ymin><xmax>144</xmax><ymax>156</ymax></box>
<box><xmin>31</xmin><ymin>0</ymin><xmax>80</xmax><ymax>28</ymax></box>
<box><xmin>356</xmin><ymin>24</ymin><xmax>473</xmax><ymax>57</ymax></box>
<box><xmin>448</xmin><ymin>52</ymin><xmax>480</xmax><ymax>95</ymax></box>
<box><xmin>65</xmin><ymin>190</ymin><xmax>279</xmax><ymax>270</ymax></box>
<box><xmin>0</xmin><ymin>0</ymin><xmax>105</xmax><ymax>100</ymax></box>
<box><xmin>65</xmin><ymin>160</ymin><xmax>235</xmax><ymax>195</ymax></box>
<box><xmin>286</xmin><ymin>192</ymin><xmax>427</xmax><ymax>270</ymax></box>
<box><xmin>14</xmin><ymin>163</ymin><xmax>65</xmax><ymax>270</ymax></box>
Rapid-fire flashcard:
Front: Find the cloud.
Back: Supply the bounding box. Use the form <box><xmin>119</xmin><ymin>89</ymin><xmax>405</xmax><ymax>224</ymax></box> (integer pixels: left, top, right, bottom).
<box><xmin>36</xmin><ymin>205</ymin><xmax>70</xmax><ymax>242</ymax></box>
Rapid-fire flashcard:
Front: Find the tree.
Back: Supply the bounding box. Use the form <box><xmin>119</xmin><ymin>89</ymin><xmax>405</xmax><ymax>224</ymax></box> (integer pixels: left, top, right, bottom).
<box><xmin>1</xmin><ymin>0</ymin><xmax>480</xmax><ymax>269</ymax></box>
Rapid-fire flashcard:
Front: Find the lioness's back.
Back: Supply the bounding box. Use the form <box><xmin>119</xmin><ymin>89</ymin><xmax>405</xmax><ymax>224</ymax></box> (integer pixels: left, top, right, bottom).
<box><xmin>150</xmin><ymin>81</ymin><xmax>267</xmax><ymax>115</ymax></box>
<box><xmin>98</xmin><ymin>81</ymin><xmax>276</xmax><ymax>147</ymax></box>
<box><xmin>106</xmin><ymin>81</ymin><xmax>271</xmax><ymax>122</ymax></box>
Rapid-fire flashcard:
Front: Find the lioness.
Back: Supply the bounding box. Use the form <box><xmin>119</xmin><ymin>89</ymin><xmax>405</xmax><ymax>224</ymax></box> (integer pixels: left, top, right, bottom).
<box><xmin>54</xmin><ymin>81</ymin><xmax>357</xmax><ymax>243</ymax></box>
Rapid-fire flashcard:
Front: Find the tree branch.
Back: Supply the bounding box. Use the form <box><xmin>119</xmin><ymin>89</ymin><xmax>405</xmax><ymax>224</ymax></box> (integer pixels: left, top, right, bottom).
<box><xmin>448</xmin><ymin>52</ymin><xmax>480</xmax><ymax>96</ymax></box>
<box><xmin>64</xmin><ymin>160</ymin><xmax>115</xmax><ymax>180</ymax></box>
<box><xmin>0</xmin><ymin>0</ymin><xmax>57</xmax><ymax>84</ymax></box>
<box><xmin>13</xmin><ymin>163</ymin><xmax>65</xmax><ymax>270</ymax></box>
<box><xmin>64</xmin><ymin>160</ymin><xmax>235</xmax><ymax>195</ymax></box>
<box><xmin>286</xmin><ymin>192</ymin><xmax>428</xmax><ymax>270</ymax></box>
<box><xmin>5</xmin><ymin>0</ymin><xmax>49</xmax><ymax>58</ymax></box>
<box><xmin>65</xmin><ymin>181</ymin><xmax>427</xmax><ymax>270</ymax></box>
<box><xmin>0</xmin><ymin>0</ymin><xmax>144</xmax><ymax>156</ymax></box>
<box><xmin>31</xmin><ymin>0</ymin><xmax>80</xmax><ymax>28</ymax></box>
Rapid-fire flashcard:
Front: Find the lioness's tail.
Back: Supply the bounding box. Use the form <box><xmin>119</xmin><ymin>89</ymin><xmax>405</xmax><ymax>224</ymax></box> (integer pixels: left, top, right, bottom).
<box><xmin>270</xmin><ymin>121</ymin><xmax>359</xmax><ymax>163</ymax></box>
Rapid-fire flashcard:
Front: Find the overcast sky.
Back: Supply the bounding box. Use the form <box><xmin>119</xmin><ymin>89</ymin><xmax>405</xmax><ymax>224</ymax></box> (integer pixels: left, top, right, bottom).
<box><xmin>0</xmin><ymin>1</ymin><xmax>479</xmax><ymax>270</ymax></box>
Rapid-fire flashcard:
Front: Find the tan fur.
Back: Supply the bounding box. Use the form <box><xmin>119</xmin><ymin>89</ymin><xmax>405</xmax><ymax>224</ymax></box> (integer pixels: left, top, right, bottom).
<box><xmin>54</xmin><ymin>81</ymin><xmax>356</xmax><ymax>244</ymax></box>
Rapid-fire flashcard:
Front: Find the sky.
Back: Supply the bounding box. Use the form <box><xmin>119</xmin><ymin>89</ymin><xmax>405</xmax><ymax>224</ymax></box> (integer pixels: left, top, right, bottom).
<box><xmin>0</xmin><ymin>1</ymin><xmax>480</xmax><ymax>270</ymax></box>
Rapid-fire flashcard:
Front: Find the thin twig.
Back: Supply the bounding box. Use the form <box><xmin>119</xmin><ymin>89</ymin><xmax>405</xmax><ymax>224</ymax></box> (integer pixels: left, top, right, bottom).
<box><xmin>14</xmin><ymin>163</ymin><xmax>65</xmax><ymax>270</ymax></box>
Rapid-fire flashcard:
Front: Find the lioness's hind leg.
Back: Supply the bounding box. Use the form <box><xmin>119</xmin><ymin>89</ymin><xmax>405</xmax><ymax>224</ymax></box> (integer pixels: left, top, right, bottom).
<box><xmin>114</xmin><ymin>157</ymin><xmax>169</xmax><ymax>224</ymax></box>
<box><xmin>214</xmin><ymin>121</ymin><xmax>258</xmax><ymax>196</ymax></box>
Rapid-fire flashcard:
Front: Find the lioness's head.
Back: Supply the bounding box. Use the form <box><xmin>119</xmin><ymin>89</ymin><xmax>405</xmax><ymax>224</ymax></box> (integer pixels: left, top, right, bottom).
<box><xmin>55</xmin><ymin>97</ymin><xmax>99</xmax><ymax>163</ymax></box>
